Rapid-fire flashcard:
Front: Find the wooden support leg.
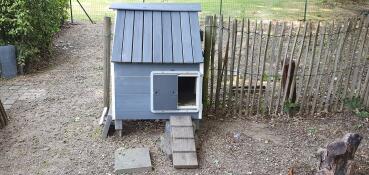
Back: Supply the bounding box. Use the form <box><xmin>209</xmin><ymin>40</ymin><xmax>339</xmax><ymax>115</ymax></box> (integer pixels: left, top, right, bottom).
<box><xmin>192</xmin><ymin>119</ymin><xmax>201</xmax><ymax>132</ymax></box>
<box><xmin>115</xmin><ymin>120</ymin><xmax>123</xmax><ymax>137</ymax></box>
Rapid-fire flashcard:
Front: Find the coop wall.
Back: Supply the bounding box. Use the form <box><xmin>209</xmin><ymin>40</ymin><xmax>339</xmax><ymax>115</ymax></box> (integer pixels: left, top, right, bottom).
<box><xmin>113</xmin><ymin>63</ymin><xmax>202</xmax><ymax>120</ymax></box>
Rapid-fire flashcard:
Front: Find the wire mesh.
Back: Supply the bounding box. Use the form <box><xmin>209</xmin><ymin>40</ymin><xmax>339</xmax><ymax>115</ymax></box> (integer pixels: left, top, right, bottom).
<box><xmin>69</xmin><ymin>0</ymin><xmax>355</xmax><ymax>22</ymax></box>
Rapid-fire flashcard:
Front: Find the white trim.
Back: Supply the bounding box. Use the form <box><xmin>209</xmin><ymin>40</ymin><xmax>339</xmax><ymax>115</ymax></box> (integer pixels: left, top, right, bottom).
<box><xmin>199</xmin><ymin>63</ymin><xmax>204</xmax><ymax>119</ymax></box>
<box><xmin>111</xmin><ymin>63</ymin><xmax>116</xmax><ymax>120</ymax></box>
<box><xmin>150</xmin><ymin>71</ymin><xmax>202</xmax><ymax>114</ymax></box>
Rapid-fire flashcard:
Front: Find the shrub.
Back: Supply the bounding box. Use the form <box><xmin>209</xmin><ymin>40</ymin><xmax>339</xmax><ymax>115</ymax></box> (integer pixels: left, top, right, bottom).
<box><xmin>0</xmin><ymin>0</ymin><xmax>68</xmax><ymax>68</ymax></box>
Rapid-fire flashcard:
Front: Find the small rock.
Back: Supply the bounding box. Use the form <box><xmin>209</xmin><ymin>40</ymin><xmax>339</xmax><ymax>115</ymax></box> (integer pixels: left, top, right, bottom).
<box><xmin>40</xmin><ymin>147</ymin><xmax>50</xmax><ymax>151</ymax></box>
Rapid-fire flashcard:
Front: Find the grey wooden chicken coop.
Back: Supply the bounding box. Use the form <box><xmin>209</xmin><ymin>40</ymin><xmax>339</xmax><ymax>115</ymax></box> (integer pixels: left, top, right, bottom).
<box><xmin>110</xmin><ymin>3</ymin><xmax>204</xmax><ymax>131</ymax></box>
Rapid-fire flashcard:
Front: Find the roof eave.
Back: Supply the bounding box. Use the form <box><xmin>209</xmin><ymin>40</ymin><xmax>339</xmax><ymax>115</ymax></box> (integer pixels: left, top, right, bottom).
<box><xmin>110</xmin><ymin>3</ymin><xmax>202</xmax><ymax>12</ymax></box>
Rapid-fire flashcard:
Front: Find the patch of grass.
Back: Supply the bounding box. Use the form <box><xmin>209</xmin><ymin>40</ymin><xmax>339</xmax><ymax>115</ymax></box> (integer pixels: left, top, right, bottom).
<box><xmin>91</xmin><ymin>127</ymin><xmax>102</xmax><ymax>140</ymax></box>
<box><xmin>283</xmin><ymin>100</ymin><xmax>300</xmax><ymax>114</ymax></box>
<box><xmin>307</xmin><ymin>127</ymin><xmax>317</xmax><ymax>136</ymax></box>
<box><xmin>344</xmin><ymin>97</ymin><xmax>369</xmax><ymax>119</ymax></box>
<box><xmin>69</xmin><ymin>0</ymin><xmax>356</xmax><ymax>22</ymax></box>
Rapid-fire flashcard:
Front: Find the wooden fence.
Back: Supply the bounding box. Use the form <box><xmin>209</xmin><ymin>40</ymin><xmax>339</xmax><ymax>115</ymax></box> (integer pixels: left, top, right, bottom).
<box><xmin>203</xmin><ymin>15</ymin><xmax>369</xmax><ymax>115</ymax></box>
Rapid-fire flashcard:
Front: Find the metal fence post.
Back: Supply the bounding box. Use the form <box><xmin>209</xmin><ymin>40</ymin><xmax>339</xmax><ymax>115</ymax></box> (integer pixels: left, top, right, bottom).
<box><xmin>304</xmin><ymin>0</ymin><xmax>308</xmax><ymax>21</ymax></box>
<box><xmin>219</xmin><ymin>0</ymin><xmax>223</xmax><ymax>15</ymax></box>
<box><xmin>70</xmin><ymin>0</ymin><xmax>73</xmax><ymax>23</ymax></box>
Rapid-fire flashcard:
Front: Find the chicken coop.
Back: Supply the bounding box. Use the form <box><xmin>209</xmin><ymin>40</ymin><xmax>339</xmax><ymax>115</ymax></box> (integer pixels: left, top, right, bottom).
<box><xmin>110</xmin><ymin>3</ymin><xmax>204</xmax><ymax>131</ymax></box>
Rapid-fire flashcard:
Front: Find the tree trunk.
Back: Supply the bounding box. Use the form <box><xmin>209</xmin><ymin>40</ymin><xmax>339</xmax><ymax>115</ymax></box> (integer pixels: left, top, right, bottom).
<box><xmin>0</xmin><ymin>100</ymin><xmax>9</xmax><ymax>128</ymax></box>
<box><xmin>316</xmin><ymin>133</ymin><xmax>363</xmax><ymax>175</ymax></box>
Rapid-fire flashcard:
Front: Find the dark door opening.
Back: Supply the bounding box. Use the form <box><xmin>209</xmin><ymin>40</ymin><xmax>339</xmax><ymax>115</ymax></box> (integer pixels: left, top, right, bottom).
<box><xmin>178</xmin><ymin>76</ymin><xmax>197</xmax><ymax>107</ymax></box>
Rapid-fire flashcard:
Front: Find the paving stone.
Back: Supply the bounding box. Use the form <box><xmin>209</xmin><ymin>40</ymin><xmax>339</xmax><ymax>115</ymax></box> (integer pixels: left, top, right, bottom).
<box><xmin>172</xmin><ymin>126</ymin><xmax>194</xmax><ymax>139</ymax></box>
<box><xmin>172</xmin><ymin>138</ymin><xmax>196</xmax><ymax>153</ymax></box>
<box><xmin>4</xmin><ymin>99</ymin><xmax>16</xmax><ymax>105</ymax></box>
<box><xmin>9</xmin><ymin>86</ymin><xmax>21</xmax><ymax>90</ymax></box>
<box><xmin>114</xmin><ymin>148</ymin><xmax>152</xmax><ymax>174</ymax></box>
<box><xmin>3</xmin><ymin>105</ymin><xmax>11</xmax><ymax>110</ymax></box>
<box><xmin>172</xmin><ymin>152</ymin><xmax>198</xmax><ymax>169</ymax></box>
<box><xmin>170</xmin><ymin>116</ymin><xmax>192</xmax><ymax>127</ymax></box>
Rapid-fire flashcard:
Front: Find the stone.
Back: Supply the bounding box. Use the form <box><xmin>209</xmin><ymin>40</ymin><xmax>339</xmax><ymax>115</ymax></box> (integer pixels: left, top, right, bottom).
<box><xmin>159</xmin><ymin>121</ymin><xmax>172</xmax><ymax>159</ymax></box>
<box><xmin>114</xmin><ymin>148</ymin><xmax>152</xmax><ymax>174</ymax></box>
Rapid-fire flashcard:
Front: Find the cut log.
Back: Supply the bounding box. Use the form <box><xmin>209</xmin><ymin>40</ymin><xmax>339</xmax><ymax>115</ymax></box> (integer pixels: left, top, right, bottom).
<box><xmin>0</xmin><ymin>100</ymin><xmax>9</xmax><ymax>129</ymax></box>
<box><xmin>316</xmin><ymin>133</ymin><xmax>363</xmax><ymax>175</ymax></box>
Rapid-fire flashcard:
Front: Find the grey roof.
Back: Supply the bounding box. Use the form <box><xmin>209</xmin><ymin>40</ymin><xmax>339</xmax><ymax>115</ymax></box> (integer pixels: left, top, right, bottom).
<box><xmin>111</xmin><ymin>3</ymin><xmax>203</xmax><ymax>64</ymax></box>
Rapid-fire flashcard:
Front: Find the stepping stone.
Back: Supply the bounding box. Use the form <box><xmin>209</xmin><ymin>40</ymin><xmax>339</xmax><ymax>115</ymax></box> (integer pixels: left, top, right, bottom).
<box><xmin>172</xmin><ymin>152</ymin><xmax>198</xmax><ymax>169</ymax></box>
<box><xmin>171</xmin><ymin>126</ymin><xmax>194</xmax><ymax>139</ymax></box>
<box><xmin>170</xmin><ymin>116</ymin><xmax>192</xmax><ymax>127</ymax></box>
<box><xmin>170</xmin><ymin>116</ymin><xmax>199</xmax><ymax>169</ymax></box>
<box><xmin>114</xmin><ymin>148</ymin><xmax>152</xmax><ymax>174</ymax></box>
<box><xmin>172</xmin><ymin>138</ymin><xmax>196</xmax><ymax>152</ymax></box>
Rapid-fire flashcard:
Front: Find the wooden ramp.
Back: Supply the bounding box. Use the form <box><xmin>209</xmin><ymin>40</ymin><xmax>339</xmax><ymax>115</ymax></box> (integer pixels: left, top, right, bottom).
<box><xmin>170</xmin><ymin>116</ymin><xmax>198</xmax><ymax>169</ymax></box>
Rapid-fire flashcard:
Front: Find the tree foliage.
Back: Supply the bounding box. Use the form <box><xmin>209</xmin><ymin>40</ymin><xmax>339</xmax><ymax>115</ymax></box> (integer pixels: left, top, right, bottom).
<box><xmin>0</xmin><ymin>0</ymin><xmax>68</xmax><ymax>66</ymax></box>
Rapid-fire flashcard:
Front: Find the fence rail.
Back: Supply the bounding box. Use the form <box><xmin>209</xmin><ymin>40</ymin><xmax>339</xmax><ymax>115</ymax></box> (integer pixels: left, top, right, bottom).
<box><xmin>203</xmin><ymin>15</ymin><xmax>369</xmax><ymax>116</ymax></box>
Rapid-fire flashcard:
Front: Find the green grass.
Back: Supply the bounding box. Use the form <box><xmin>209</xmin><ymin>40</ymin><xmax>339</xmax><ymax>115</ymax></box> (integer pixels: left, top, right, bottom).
<box><xmin>70</xmin><ymin>0</ymin><xmax>357</xmax><ymax>22</ymax></box>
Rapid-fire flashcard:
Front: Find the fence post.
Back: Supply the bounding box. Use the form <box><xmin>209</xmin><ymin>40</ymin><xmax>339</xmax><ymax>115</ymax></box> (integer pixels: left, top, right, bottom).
<box><xmin>203</xmin><ymin>16</ymin><xmax>213</xmax><ymax>108</ymax></box>
<box><xmin>304</xmin><ymin>0</ymin><xmax>308</xmax><ymax>21</ymax></box>
<box><xmin>219</xmin><ymin>0</ymin><xmax>223</xmax><ymax>15</ymax></box>
<box><xmin>103</xmin><ymin>17</ymin><xmax>111</xmax><ymax>109</ymax></box>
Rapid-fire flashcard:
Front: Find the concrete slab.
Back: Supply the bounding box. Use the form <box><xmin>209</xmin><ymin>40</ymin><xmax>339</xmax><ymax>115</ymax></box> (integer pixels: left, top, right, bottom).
<box><xmin>114</xmin><ymin>148</ymin><xmax>152</xmax><ymax>174</ymax></box>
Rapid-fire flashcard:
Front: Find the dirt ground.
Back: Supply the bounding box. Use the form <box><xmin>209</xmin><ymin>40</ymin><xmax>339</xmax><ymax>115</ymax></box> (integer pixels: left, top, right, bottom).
<box><xmin>0</xmin><ymin>22</ymin><xmax>368</xmax><ymax>175</ymax></box>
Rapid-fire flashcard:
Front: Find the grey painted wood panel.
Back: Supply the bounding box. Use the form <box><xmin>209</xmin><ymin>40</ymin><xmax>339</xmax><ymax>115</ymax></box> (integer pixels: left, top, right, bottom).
<box><xmin>153</xmin><ymin>74</ymin><xmax>178</xmax><ymax>110</ymax></box>
<box><xmin>112</xmin><ymin>11</ymin><xmax>125</xmax><ymax>62</ymax></box>
<box><xmin>171</xmin><ymin>12</ymin><xmax>184</xmax><ymax>63</ymax></box>
<box><xmin>189</xmin><ymin>12</ymin><xmax>203</xmax><ymax>63</ymax></box>
<box><xmin>115</xmin><ymin>77</ymin><xmax>150</xmax><ymax>94</ymax></box>
<box><xmin>153</xmin><ymin>12</ymin><xmax>163</xmax><ymax>63</ymax></box>
<box><xmin>180</xmin><ymin>12</ymin><xmax>194</xmax><ymax>63</ymax></box>
<box><xmin>132</xmin><ymin>11</ymin><xmax>144</xmax><ymax>62</ymax></box>
<box><xmin>110</xmin><ymin>3</ymin><xmax>201</xmax><ymax>12</ymax></box>
<box><xmin>143</xmin><ymin>11</ymin><xmax>153</xmax><ymax>63</ymax></box>
<box><xmin>113</xmin><ymin>63</ymin><xmax>201</xmax><ymax>120</ymax></box>
<box><xmin>114</xmin><ymin>63</ymin><xmax>199</xmax><ymax>76</ymax></box>
<box><xmin>162</xmin><ymin>12</ymin><xmax>173</xmax><ymax>63</ymax></box>
<box><xmin>116</xmin><ymin>94</ymin><xmax>150</xmax><ymax>111</ymax></box>
<box><xmin>115</xmin><ymin>93</ymin><xmax>198</xmax><ymax>119</ymax></box>
<box><xmin>122</xmin><ymin>11</ymin><xmax>134</xmax><ymax>62</ymax></box>
<box><xmin>115</xmin><ymin>110</ymin><xmax>199</xmax><ymax>120</ymax></box>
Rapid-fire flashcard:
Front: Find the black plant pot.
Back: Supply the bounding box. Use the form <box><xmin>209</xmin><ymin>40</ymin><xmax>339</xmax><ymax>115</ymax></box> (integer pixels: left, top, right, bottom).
<box><xmin>0</xmin><ymin>45</ymin><xmax>17</xmax><ymax>78</ymax></box>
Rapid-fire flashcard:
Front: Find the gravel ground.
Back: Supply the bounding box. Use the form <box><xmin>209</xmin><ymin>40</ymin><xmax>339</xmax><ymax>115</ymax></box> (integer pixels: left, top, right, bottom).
<box><xmin>0</xmin><ymin>22</ymin><xmax>368</xmax><ymax>175</ymax></box>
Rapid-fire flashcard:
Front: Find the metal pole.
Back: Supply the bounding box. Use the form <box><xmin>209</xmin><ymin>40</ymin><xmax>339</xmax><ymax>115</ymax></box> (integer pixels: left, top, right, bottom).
<box><xmin>70</xmin><ymin>0</ymin><xmax>73</xmax><ymax>23</ymax></box>
<box><xmin>76</xmin><ymin>0</ymin><xmax>95</xmax><ymax>24</ymax></box>
<box><xmin>220</xmin><ymin>0</ymin><xmax>223</xmax><ymax>15</ymax></box>
<box><xmin>304</xmin><ymin>0</ymin><xmax>308</xmax><ymax>21</ymax></box>
<box><xmin>103</xmin><ymin>17</ymin><xmax>112</xmax><ymax>108</ymax></box>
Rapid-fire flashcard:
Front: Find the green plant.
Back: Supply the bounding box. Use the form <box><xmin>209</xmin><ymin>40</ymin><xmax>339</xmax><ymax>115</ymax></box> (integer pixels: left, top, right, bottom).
<box><xmin>0</xmin><ymin>0</ymin><xmax>68</xmax><ymax>68</ymax></box>
<box><xmin>307</xmin><ymin>127</ymin><xmax>317</xmax><ymax>136</ymax></box>
<box><xmin>344</xmin><ymin>97</ymin><xmax>369</xmax><ymax>119</ymax></box>
<box><xmin>283</xmin><ymin>100</ymin><xmax>300</xmax><ymax>114</ymax></box>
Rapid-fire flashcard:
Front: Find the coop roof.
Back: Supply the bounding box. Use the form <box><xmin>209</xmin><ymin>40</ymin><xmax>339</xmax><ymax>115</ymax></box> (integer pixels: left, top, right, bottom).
<box><xmin>110</xmin><ymin>3</ymin><xmax>203</xmax><ymax>64</ymax></box>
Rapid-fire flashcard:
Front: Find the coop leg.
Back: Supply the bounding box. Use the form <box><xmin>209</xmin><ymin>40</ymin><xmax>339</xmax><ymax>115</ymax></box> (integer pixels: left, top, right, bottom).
<box><xmin>115</xmin><ymin>120</ymin><xmax>123</xmax><ymax>137</ymax></box>
<box><xmin>193</xmin><ymin>119</ymin><xmax>200</xmax><ymax>132</ymax></box>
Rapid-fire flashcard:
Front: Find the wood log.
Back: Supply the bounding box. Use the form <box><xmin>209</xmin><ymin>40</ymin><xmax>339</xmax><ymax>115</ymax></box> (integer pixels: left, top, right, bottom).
<box><xmin>281</xmin><ymin>59</ymin><xmax>297</xmax><ymax>103</ymax></box>
<box><xmin>0</xmin><ymin>100</ymin><xmax>9</xmax><ymax>128</ymax></box>
<box><xmin>316</xmin><ymin>133</ymin><xmax>363</xmax><ymax>175</ymax></box>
